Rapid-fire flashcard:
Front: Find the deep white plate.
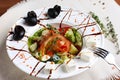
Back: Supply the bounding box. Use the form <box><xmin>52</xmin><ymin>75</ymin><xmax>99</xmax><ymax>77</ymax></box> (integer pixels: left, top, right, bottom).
<box><xmin>1</xmin><ymin>0</ymin><xmax>120</xmax><ymax>80</ymax></box>
<box><xmin>6</xmin><ymin>7</ymin><xmax>103</xmax><ymax>79</ymax></box>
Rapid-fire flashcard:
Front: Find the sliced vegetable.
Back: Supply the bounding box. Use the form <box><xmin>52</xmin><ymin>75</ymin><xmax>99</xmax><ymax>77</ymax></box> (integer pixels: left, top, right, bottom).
<box><xmin>69</xmin><ymin>44</ymin><xmax>78</xmax><ymax>55</ymax></box>
<box><xmin>46</xmin><ymin>50</ymin><xmax>54</xmax><ymax>57</ymax></box>
<box><xmin>57</xmin><ymin>59</ymin><xmax>64</xmax><ymax>64</ymax></box>
<box><xmin>28</xmin><ymin>37</ymin><xmax>34</xmax><ymax>47</ymax></box>
<box><xmin>59</xmin><ymin>27</ymin><xmax>70</xmax><ymax>35</ymax></box>
<box><xmin>28</xmin><ymin>36</ymin><xmax>41</xmax><ymax>47</ymax></box>
<box><xmin>73</xmin><ymin>29</ymin><xmax>82</xmax><ymax>47</ymax></box>
<box><xmin>29</xmin><ymin>42</ymin><xmax>37</xmax><ymax>52</ymax></box>
<box><xmin>55</xmin><ymin>39</ymin><xmax>70</xmax><ymax>52</ymax></box>
<box><xmin>38</xmin><ymin>34</ymin><xmax>71</xmax><ymax>56</ymax></box>
<box><xmin>42</xmin><ymin>29</ymin><xmax>50</xmax><ymax>36</ymax></box>
<box><xmin>56</xmin><ymin>52</ymin><xmax>69</xmax><ymax>56</ymax></box>
<box><xmin>64</xmin><ymin>28</ymin><xmax>75</xmax><ymax>43</ymax></box>
<box><xmin>28</xmin><ymin>24</ymin><xmax>83</xmax><ymax>64</ymax></box>
<box><xmin>61</xmin><ymin>55</ymin><xmax>69</xmax><ymax>62</ymax></box>
<box><xmin>33</xmin><ymin>28</ymin><xmax>45</xmax><ymax>37</ymax></box>
<box><xmin>34</xmin><ymin>52</ymin><xmax>39</xmax><ymax>58</ymax></box>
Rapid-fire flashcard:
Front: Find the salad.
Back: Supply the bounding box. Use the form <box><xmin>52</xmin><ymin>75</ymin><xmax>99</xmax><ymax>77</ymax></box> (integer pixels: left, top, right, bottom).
<box><xmin>28</xmin><ymin>24</ymin><xmax>83</xmax><ymax>64</ymax></box>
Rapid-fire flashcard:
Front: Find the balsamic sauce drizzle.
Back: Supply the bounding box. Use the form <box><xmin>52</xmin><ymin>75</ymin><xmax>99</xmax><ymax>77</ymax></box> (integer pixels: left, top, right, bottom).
<box><xmin>35</xmin><ymin>64</ymin><xmax>46</xmax><ymax>77</ymax></box>
<box><xmin>66</xmin><ymin>58</ymin><xmax>72</xmax><ymax>64</ymax></box>
<box><xmin>38</xmin><ymin>8</ymin><xmax>46</xmax><ymax>18</ymax></box>
<box><xmin>7</xmin><ymin>35</ymin><xmax>28</xmax><ymax>42</ymax></box>
<box><xmin>78</xmin><ymin>66</ymin><xmax>91</xmax><ymax>69</ymax></box>
<box><xmin>55</xmin><ymin>64</ymin><xmax>62</xmax><ymax>70</ymax></box>
<box><xmin>67</xmin><ymin>9</ymin><xmax>72</xmax><ymax>21</ymax></box>
<box><xmin>30</xmin><ymin>61</ymin><xmax>40</xmax><ymax>76</ymax></box>
<box><xmin>75</xmin><ymin>14</ymin><xmax>102</xmax><ymax>37</ymax></box>
<box><xmin>7</xmin><ymin>45</ymin><xmax>29</xmax><ymax>53</ymax></box>
<box><xmin>83</xmin><ymin>32</ymin><xmax>102</xmax><ymax>37</ymax></box>
<box><xmin>47</xmin><ymin>69</ymin><xmax>53</xmax><ymax>80</ymax></box>
<box><xmin>7</xmin><ymin>44</ymin><xmax>28</xmax><ymax>61</ymax></box>
<box><xmin>82</xmin><ymin>16</ymin><xmax>90</xmax><ymax>36</ymax></box>
<box><xmin>59</xmin><ymin>9</ymin><xmax>72</xmax><ymax>28</ymax></box>
<box><xmin>37</xmin><ymin>8</ymin><xmax>50</xmax><ymax>23</ymax></box>
<box><xmin>61</xmin><ymin>10</ymin><xmax>70</xmax><ymax>12</ymax></box>
<box><xmin>7</xmin><ymin>27</ymin><xmax>14</xmax><ymax>40</ymax></box>
<box><xmin>76</xmin><ymin>22</ymin><xmax>96</xmax><ymax>29</ymax></box>
<box><xmin>61</xmin><ymin>9</ymin><xmax>81</xmax><ymax>12</ymax></box>
<box><xmin>7</xmin><ymin>31</ymin><xmax>14</xmax><ymax>39</ymax></box>
<box><xmin>38</xmin><ymin>18</ymin><xmax>49</xmax><ymax>21</ymax></box>
<box><xmin>77</xmin><ymin>15</ymin><xmax>89</xmax><ymax>29</ymax></box>
<box><xmin>24</xmin><ymin>35</ymin><xmax>29</xmax><ymax>38</ymax></box>
<box><xmin>38</xmin><ymin>23</ymin><xmax>47</xmax><ymax>28</ymax></box>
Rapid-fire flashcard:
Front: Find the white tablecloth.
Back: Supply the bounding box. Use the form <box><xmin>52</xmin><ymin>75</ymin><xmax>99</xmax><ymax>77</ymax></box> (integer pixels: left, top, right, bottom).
<box><xmin>0</xmin><ymin>0</ymin><xmax>120</xmax><ymax>80</ymax></box>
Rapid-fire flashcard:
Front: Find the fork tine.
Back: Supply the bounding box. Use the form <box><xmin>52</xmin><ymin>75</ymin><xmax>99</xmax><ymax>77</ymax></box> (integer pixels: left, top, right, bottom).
<box><xmin>97</xmin><ymin>47</ymin><xmax>109</xmax><ymax>54</ymax></box>
<box><xmin>94</xmin><ymin>51</ymin><xmax>106</xmax><ymax>58</ymax></box>
<box><xmin>97</xmin><ymin>48</ymin><xmax>108</xmax><ymax>54</ymax></box>
<box><xmin>94</xmin><ymin>47</ymin><xmax>109</xmax><ymax>58</ymax></box>
<box><xmin>98</xmin><ymin>48</ymin><xmax>109</xmax><ymax>57</ymax></box>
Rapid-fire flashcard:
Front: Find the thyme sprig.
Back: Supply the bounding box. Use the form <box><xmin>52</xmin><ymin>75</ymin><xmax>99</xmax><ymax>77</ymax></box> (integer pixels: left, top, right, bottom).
<box><xmin>106</xmin><ymin>17</ymin><xmax>118</xmax><ymax>43</ymax></box>
<box><xmin>89</xmin><ymin>12</ymin><xmax>107</xmax><ymax>36</ymax></box>
<box><xmin>89</xmin><ymin>12</ymin><xmax>120</xmax><ymax>54</ymax></box>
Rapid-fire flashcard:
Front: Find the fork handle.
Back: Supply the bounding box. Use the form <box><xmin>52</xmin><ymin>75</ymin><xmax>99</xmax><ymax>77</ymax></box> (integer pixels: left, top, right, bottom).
<box><xmin>113</xmin><ymin>64</ymin><xmax>120</xmax><ymax>72</ymax></box>
<box><xmin>107</xmin><ymin>61</ymin><xmax>120</xmax><ymax>72</ymax></box>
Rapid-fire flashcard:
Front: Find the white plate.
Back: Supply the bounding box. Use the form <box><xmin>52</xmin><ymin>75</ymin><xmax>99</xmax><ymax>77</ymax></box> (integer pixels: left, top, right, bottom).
<box><xmin>6</xmin><ymin>7</ymin><xmax>103</xmax><ymax>79</ymax></box>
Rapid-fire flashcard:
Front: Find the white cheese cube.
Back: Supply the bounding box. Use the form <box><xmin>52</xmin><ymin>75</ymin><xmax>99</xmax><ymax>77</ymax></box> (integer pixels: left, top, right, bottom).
<box><xmin>85</xmin><ymin>36</ymin><xmax>96</xmax><ymax>48</ymax></box>
<box><xmin>41</xmin><ymin>55</ymin><xmax>50</xmax><ymax>61</ymax></box>
<box><xmin>43</xmin><ymin>62</ymin><xmax>55</xmax><ymax>74</ymax></box>
<box><xmin>80</xmin><ymin>48</ymin><xmax>95</xmax><ymax>62</ymax></box>
<box><xmin>60</xmin><ymin>41</ymin><xmax>65</xmax><ymax>45</ymax></box>
<box><xmin>62</xmin><ymin>59</ymin><xmax>76</xmax><ymax>72</ymax></box>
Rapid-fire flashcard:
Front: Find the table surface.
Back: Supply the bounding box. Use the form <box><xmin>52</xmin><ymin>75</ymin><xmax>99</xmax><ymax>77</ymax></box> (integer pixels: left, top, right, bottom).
<box><xmin>0</xmin><ymin>0</ymin><xmax>120</xmax><ymax>80</ymax></box>
<box><xmin>0</xmin><ymin>0</ymin><xmax>120</xmax><ymax>16</ymax></box>
<box><xmin>0</xmin><ymin>0</ymin><xmax>21</xmax><ymax>16</ymax></box>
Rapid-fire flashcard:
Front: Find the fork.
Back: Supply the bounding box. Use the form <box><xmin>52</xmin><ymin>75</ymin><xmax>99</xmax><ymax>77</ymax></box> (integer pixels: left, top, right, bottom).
<box><xmin>92</xmin><ymin>47</ymin><xmax>120</xmax><ymax>72</ymax></box>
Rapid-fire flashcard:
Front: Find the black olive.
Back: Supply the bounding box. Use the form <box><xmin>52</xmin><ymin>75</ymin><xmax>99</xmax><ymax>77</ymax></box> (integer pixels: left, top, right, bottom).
<box><xmin>27</xmin><ymin>11</ymin><xmax>37</xmax><ymax>18</ymax></box>
<box><xmin>24</xmin><ymin>11</ymin><xmax>38</xmax><ymax>26</ymax></box>
<box><xmin>54</xmin><ymin>5</ymin><xmax>61</xmax><ymax>14</ymax></box>
<box><xmin>24</xmin><ymin>17</ymin><xmax>38</xmax><ymax>26</ymax></box>
<box><xmin>13</xmin><ymin>25</ymin><xmax>25</xmax><ymax>41</ymax></box>
<box><xmin>47</xmin><ymin>8</ymin><xmax>59</xmax><ymax>18</ymax></box>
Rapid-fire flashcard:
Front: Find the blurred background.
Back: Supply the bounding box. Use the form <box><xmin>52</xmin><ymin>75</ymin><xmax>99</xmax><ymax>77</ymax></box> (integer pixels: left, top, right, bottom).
<box><xmin>0</xmin><ymin>0</ymin><xmax>21</xmax><ymax>16</ymax></box>
<box><xmin>0</xmin><ymin>0</ymin><xmax>120</xmax><ymax>16</ymax></box>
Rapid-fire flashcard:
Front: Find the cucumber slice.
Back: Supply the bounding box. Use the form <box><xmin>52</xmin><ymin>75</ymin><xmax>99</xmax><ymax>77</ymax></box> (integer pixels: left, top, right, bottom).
<box><xmin>69</xmin><ymin>44</ymin><xmax>78</xmax><ymax>55</ymax></box>
<box><xmin>73</xmin><ymin>29</ymin><xmax>83</xmax><ymax>47</ymax></box>
<box><xmin>33</xmin><ymin>28</ymin><xmax>45</xmax><ymax>37</ymax></box>
<box><xmin>57</xmin><ymin>59</ymin><xmax>64</xmax><ymax>64</ymax></box>
<box><xmin>29</xmin><ymin>42</ymin><xmax>37</xmax><ymax>52</ymax></box>
<box><xmin>65</xmin><ymin>28</ymin><xmax>75</xmax><ymax>43</ymax></box>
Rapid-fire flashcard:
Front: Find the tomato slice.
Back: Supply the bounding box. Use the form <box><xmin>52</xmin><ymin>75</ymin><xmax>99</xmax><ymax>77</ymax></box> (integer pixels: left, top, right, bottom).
<box><xmin>55</xmin><ymin>39</ymin><xmax>69</xmax><ymax>52</ymax></box>
<box><xmin>38</xmin><ymin>34</ymin><xmax>71</xmax><ymax>56</ymax></box>
<box><xmin>46</xmin><ymin>50</ymin><xmax>54</xmax><ymax>56</ymax></box>
<box><xmin>60</xmin><ymin>45</ymin><xmax>67</xmax><ymax>51</ymax></box>
<box><xmin>59</xmin><ymin>27</ymin><xmax>70</xmax><ymax>35</ymax></box>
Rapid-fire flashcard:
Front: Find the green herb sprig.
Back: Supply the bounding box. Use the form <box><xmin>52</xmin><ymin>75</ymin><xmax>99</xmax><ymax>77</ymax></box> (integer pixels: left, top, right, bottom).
<box><xmin>89</xmin><ymin>12</ymin><xmax>120</xmax><ymax>54</ymax></box>
<box><xmin>89</xmin><ymin>12</ymin><xmax>107</xmax><ymax>36</ymax></box>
